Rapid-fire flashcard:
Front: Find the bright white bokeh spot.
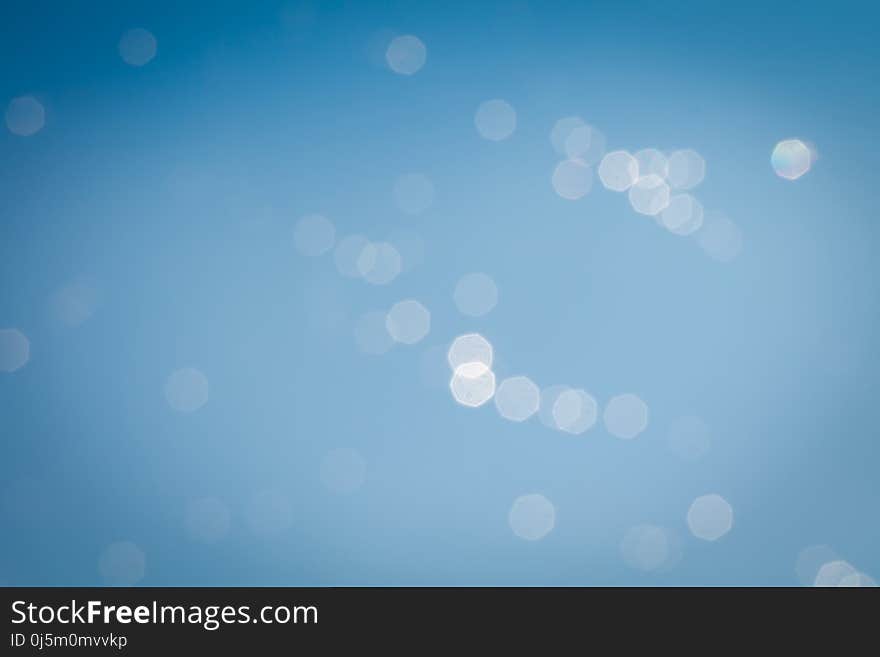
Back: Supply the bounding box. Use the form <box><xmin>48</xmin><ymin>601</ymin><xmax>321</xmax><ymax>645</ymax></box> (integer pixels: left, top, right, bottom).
<box><xmin>450</xmin><ymin>362</ymin><xmax>496</xmax><ymax>408</ymax></box>
<box><xmin>164</xmin><ymin>368</ymin><xmax>209</xmax><ymax>413</ymax></box>
<box><xmin>334</xmin><ymin>234</ymin><xmax>371</xmax><ymax>278</ymax></box>
<box><xmin>509</xmin><ymin>493</ymin><xmax>555</xmax><ymax>541</ymax></box>
<box><xmin>474</xmin><ymin>99</ymin><xmax>517</xmax><ymax>141</ymax></box>
<box><xmin>552</xmin><ymin>158</ymin><xmax>593</xmax><ymax>200</ymax></box>
<box><xmin>98</xmin><ymin>541</ymin><xmax>145</xmax><ymax>586</ymax></box>
<box><xmin>564</xmin><ymin>123</ymin><xmax>606</xmax><ymax>165</ymax></box>
<box><xmin>385</xmin><ymin>299</ymin><xmax>430</xmax><ymax>344</ymax></box>
<box><xmin>696</xmin><ymin>212</ymin><xmax>743</xmax><ymax>263</ymax></box>
<box><xmin>772</xmin><ymin>139</ymin><xmax>812</xmax><ymax>180</ymax></box>
<box><xmin>393</xmin><ymin>173</ymin><xmax>434</xmax><ymax>215</ymax></box>
<box><xmin>0</xmin><ymin>329</ymin><xmax>30</xmax><ymax>373</ymax></box>
<box><xmin>119</xmin><ymin>28</ymin><xmax>157</xmax><ymax>67</ymax></box>
<box><xmin>494</xmin><ymin>375</ymin><xmax>540</xmax><ymax>422</ymax></box>
<box><xmin>552</xmin><ymin>388</ymin><xmax>598</xmax><ymax>435</ymax></box>
<box><xmin>50</xmin><ymin>279</ymin><xmax>100</xmax><ymax>327</ymax></box>
<box><xmin>620</xmin><ymin>524</ymin><xmax>681</xmax><ymax>572</ymax></box>
<box><xmin>667</xmin><ymin>149</ymin><xmax>706</xmax><ymax>190</ymax></box>
<box><xmin>628</xmin><ymin>174</ymin><xmax>670</xmax><ymax>216</ymax></box>
<box><xmin>385</xmin><ymin>35</ymin><xmax>426</xmax><ymax>75</ymax></box>
<box><xmin>447</xmin><ymin>333</ymin><xmax>493</xmax><ymax>371</ymax></box>
<box><xmin>354</xmin><ymin>310</ymin><xmax>394</xmax><ymax>355</ymax></box>
<box><xmin>814</xmin><ymin>560</ymin><xmax>857</xmax><ymax>587</ymax></box>
<box><xmin>795</xmin><ymin>545</ymin><xmax>839</xmax><ymax>586</ymax></box>
<box><xmin>320</xmin><ymin>448</ymin><xmax>367</xmax><ymax>494</ymax></box>
<box><xmin>598</xmin><ymin>150</ymin><xmax>639</xmax><ymax>192</ymax></box>
<box><xmin>356</xmin><ymin>241</ymin><xmax>402</xmax><ymax>285</ymax></box>
<box><xmin>603</xmin><ymin>393</ymin><xmax>648</xmax><ymax>439</ymax></box>
<box><xmin>294</xmin><ymin>214</ymin><xmax>335</xmax><ymax>256</ymax></box>
<box><xmin>687</xmin><ymin>494</ymin><xmax>733</xmax><ymax>541</ymax></box>
<box><xmin>453</xmin><ymin>272</ymin><xmax>498</xmax><ymax>317</ymax></box>
<box><xmin>667</xmin><ymin>415</ymin><xmax>711</xmax><ymax>461</ymax></box>
<box><xmin>184</xmin><ymin>497</ymin><xmax>231</xmax><ymax>543</ymax></box>
<box><xmin>634</xmin><ymin>148</ymin><xmax>669</xmax><ymax>179</ymax></box>
<box><xmin>5</xmin><ymin>96</ymin><xmax>45</xmax><ymax>136</ymax></box>
<box><xmin>246</xmin><ymin>489</ymin><xmax>294</xmax><ymax>536</ymax></box>
<box><xmin>661</xmin><ymin>193</ymin><xmax>704</xmax><ymax>235</ymax></box>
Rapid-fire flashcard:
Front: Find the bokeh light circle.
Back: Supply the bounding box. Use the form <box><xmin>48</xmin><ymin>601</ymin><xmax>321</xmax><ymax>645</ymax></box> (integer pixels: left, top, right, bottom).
<box><xmin>552</xmin><ymin>388</ymin><xmax>598</xmax><ymax>434</ymax></box>
<box><xmin>508</xmin><ymin>493</ymin><xmax>555</xmax><ymax>541</ymax></box>
<box><xmin>447</xmin><ymin>333</ymin><xmax>493</xmax><ymax>371</ymax></box>
<box><xmin>474</xmin><ymin>99</ymin><xmax>517</xmax><ymax>141</ymax></box>
<box><xmin>119</xmin><ymin>28</ymin><xmax>157</xmax><ymax>67</ymax></box>
<box><xmin>450</xmin><ymin>362</ymin><xmax>496</xmax><ymax>408</ymax></box>
<box><xmin>620</xmin><ymin>524</ymin><xmax>681</xmax><ymax>572</ymax></box>
<box><xmin>385</xmin><ymin>299</ymin><xmax>430</xmax><ymax>344</ymax></box>
<box><xmin>771</xmin><ymin>139</ymin><xmax>812</xmax><ymax>180</ymax></box>
<box><xmin>603</xmin><ymin>393</ymin><xmax>648</xmax><ymax>439</ymax></box>
<box><xmin>660</xmin><ymin>193</ymin><xmax>704</xmax><ymax>235</ymax></box>
<box><xmin>453</xmin><ymin>272</ymin><xmax>498</xmax><ymax>317</ymax></box>
<box><xmin>598</xmin><ymin>150</ymin><xmax>639</xmax><ymax>192</ymax></box>
<box><xmin>356</xmin><ymin>241</ymin><xmax>402</xmax><ymax>285</ymax></box>
<box><xmin>628</xmin><ymin>174</ymin><xmax>670</xmax><ymax>216</ymax></box>
<box><xmin>552</xmin><ymin>159</ymin><xmax>593</xmax><ymax>200</ymax></box>
<box><xmin>666</xmin><ymin>149</ymin><xmax>706</xmax><ymax>190</ymax></box>
<box><xmin>164</xmin><ymin>368</ymin><xmax>209</xmax><ymax>413</ymax></box>
<box><xmin>634</xmin><ymin>148</ymin><xmax>669</xmax><ymax>179</ymax></box>
<box><xmin>5</xmin><ymin>96</ymin><xmax>45</xmax><ymax>136</ymax></box>
<box><xmin>696</xmin><ymin>212</ymin><xmax>743</xmax><ymax>263</ymax></box>
<box><xmin>687</xmin><ymin>494</ymin><xmax>733</xmax><ymax>541</ymax></box>
<box><xmin>494</xmin><ymin>375</ymin><xmax>541</xmax><ymax>422</ymax></box>
<box><xmin>385</xmin><ymin>35</ymin><xmax>426</xmax><ymax>75</ymax></box>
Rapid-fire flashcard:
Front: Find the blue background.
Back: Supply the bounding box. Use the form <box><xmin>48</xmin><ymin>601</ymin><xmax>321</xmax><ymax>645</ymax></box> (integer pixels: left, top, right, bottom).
<box><xmin>1</xmin><ymin>0</ymin><xmax>878</xmax><ymax>585</ymax></box>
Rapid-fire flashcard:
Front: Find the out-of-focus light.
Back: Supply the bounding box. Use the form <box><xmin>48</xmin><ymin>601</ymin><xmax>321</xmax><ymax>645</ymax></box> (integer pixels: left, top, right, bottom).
<box><xmin>771</xmin><ymin>139</ymin><xmax>812</xmax><ymax>180</ymax></box>
<box><xmin>356</xmin><ymin>241</ymin><xmax>402</xmax><ymax>285</ymax></box>
<box><xmin>814</xmin><ymin>560</ymin><xmax>857</xmax><ymax>586</ymax></box>
<box><xmin>494</xmin><ymin>376</ymin><xmax>540</xmax><ymax>422</ymax></box>
<box><xmin>628</xmin><ymin>174</ymin><xmax>670</xmax><ymax>216</ymax></box>
<box><xmin>334</xmin><ymin>234</ymin><xmax>371</xmax><ymax>278</ymax></box>
<box><xmin>552</xmin><ymin>158</ymin><xmax>593</xmax><ymax>200</ymax></box>
<box><xmin>552</xmin><ymin>388</ymin><xmax>598</xmax><ymax>434</ymax></box>
<box><xmin>354</xmin><ymin>310</ymin><xmax>394</xmax><ymax>355</ymax></box>
<box><xmin>385</xmin><ymin>228</ymin><xmax>425</xmax><ymax>273</ymax></box>
<box><xmin>184</xmin><ymin>497</ymin><xmax>231</xmax><ymax>543</ymax></box>
<box><xmin>550</xmin><ymin>116</ymin><xmax>585</xmax><ymax>155</ymax></box>
<box><xmin>667</xmin><ymin>415</ymin><xmax>711</xmax><ymax>461</ymax></box>
<box><xmin>538</xmin><ymin>385</ymin><xmax>571</xmax><ymax>430</ymax></box>
<box><xmin>164</xmin><ymin>368</ymin><xmax>209</xmax><ymax>413</ymax></box>
<box><xmin>564</xmin><ymin>124</ymin><xmax>606</xmax><ymax>165</ymax></box>
<box><xmin>447</xmin><ymin>333</ymin><xmax>493</xmax><ymax>371</ymax></box>
<box><xmin>5</xmin><ymin>96</ymin><xmax>45</xmax><ymax>136</ymax></box>
<box><xmin>293</xmin><ymin>214</ymin><xmax>335</xmax><ymax>257</ymax></box>
<box><xmin>385</xmin><ymin>299</ymin><xmax>430</xmax><ymax>344</ymax></box>
<box><xmin>838</xmin><ymin>572</ymin><xmax>877</xmax><ymax>587</ymax></box>
<box><xmin>247</xmin><ymin>489</ymin><xmax>294</xmax><ymax>537</ymax></box>
<box><xmin>666</xmin><ymin>149</ymin><xmax>706</xmax><ymax>190</ymax></box>
<box><xmin>98</xmin><ymin>541</ymin><xmax>145</xmax><ymax>586</ymax></box>
<box><xmin>0</xmin><ymin>329</ymin><xmax>30</xmax><ymax>372</ymax></box>
<box><xmin>598</xmin><ymin>150</ymin><xmax>639</xmax><ymax>192</ymax></box>
<box><xmin>660</xmin><ymin>193</ymin><xmax>704</xmax><ymax>235</ymax></box>
<box><xmin>450</xmin><ymin>362</ymin><xmax>496</xmax><ymax>408</ymax></box>
<box><xmin>474</xmin><ymin>99</ymin><xmax>517</xmax><ymax>141</ymax></box>
<box><xmin>603</xmin><ymin>393</ymin><xmax>648</xmax><ymax>439</ymax></box>
<box><xmin>119</xmin><ymin>28</ymin><xmax>157</xmax><ymax>67</ymax></box>
<box><xmin>687</xmin><ymin>494</ymin><xmax>733</xmax><ymax>541</ymax></box>
<box><xmin>634</xmin><ymin>148</ymin><xmax>669</xmax><ymax>179</ymax></box>
<box><xmin>320</xmin><ymin>448</ymin><xmax>367</xmax><ymax>494</ymax></box>
<box><xmin>453</xmin><ymin>272</ymin><xmax>498</xmax><ymax>317</ymax></box>
<box><xmin>620</xmin><ymin>524</ymin><xmax>681</xmax><ymax>572</ymax></box>
<box><xmin>696</xmin><ymin>211</ymin><xmax>743</xmax><ymax>263</ymax></box>
<box><xmin>509</xmin><ymin>493</ymin><xmax>555</xmax><ymax>541</ymax></box>
<box><xmin>50</xmin><ymin>279</ymin><xmax>100</xmax><ymax>327</ymax></box>
<box><xmin>795</xmin><ymin>545</ymin><xmax>839</xmax><ymax>586</ymax></box>
<box><xmin>385</xmin><ymin>35</ymin><xmax>426</xmax><ymax>75</ymax></box>
<box><xmin>393</xmin><ymin>173</ymin><xmax>434</xmax><ymax>215</ymax></box>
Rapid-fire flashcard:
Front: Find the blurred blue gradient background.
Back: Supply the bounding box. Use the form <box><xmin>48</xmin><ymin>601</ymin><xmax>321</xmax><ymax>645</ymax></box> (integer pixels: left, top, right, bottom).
<box><xmin>1</xmin><ymin>0</ymin><xmax>878</xmax><ymax>585</ymax></box>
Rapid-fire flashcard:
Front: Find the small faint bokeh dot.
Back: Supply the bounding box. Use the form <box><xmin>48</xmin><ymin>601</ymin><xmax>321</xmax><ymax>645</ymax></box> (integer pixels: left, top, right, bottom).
<box><xmin>696</xmin><ymin>211</ymin><xmax>743</xmax><ymax>263</ymax></box>
<box><xmin>450</xmin><ymin>362</ymin><xmax>496</xmax><ymax>408</ymax></box>
<box><xmin>393</xmin><ymin>173</ymin><xmax>434</xmax><ymax>215</ymax></box>
<box><xmin>119</xmin><ymin>28</ymin><xmax>157</xmax><ymax>67</ymax></box>
<box><xmin>667</xmin><ymin>415</ymin><xmax>711</xmax><ymax>461</ymax></box>
<box><xmin>385</xmin><ymin>35</ymin><xmax>426</xmax><ymax>75</ymax></box>
<box><xmin>98</xmin><ymin>541</ymin><xmax>146</xmax><ymax>586</ymax></box>
<box><xmin>687</xmin><ymin>494</ymin><xmax>733</xmax><ymax>541</ymax></box>
<box><xmin>508</xmin><ymin>494</ymin><xmax>555</xmax><ymax>541</ymax></box>
<box><xmin>494</xmin><ymin>376</ymin><xmax>540</xmax><ymax>422</ymax></box>
<box><xmin>0</xmin><ymin>329</ymin><xmax>30</xmax><ymax>373</ymax></box>
<box><xmin>603</xmin><ymin>393</ymin><xmax>648</xmax><ymax>439</ymax></box>
<box><xmin>474</xmin><ymin>99</ymin><xmax>517</xmax><ymax>141</ymax></box>
<box><xmin>666</xmin><ymin>149</ymin><xmax>706</xmax><ymax>189</ymax></box>
<box><xmin>5</xmin><ymin>96</ymin><xmax>45</xmax><ymax>136</ymax></box>
<box><xmin>772</xmin><ymin>139</ymin><xmax>813</xmax><ymax>180</ymax></box>
<box><xmin>184</xmin><ymin>497</ymin><xmax>231</xmax><ymax>543</ymax></box>
<box><xmin>164</xmin><ymin>368</ymin><xmax>209</xmax><ymax>412</ymax></box>
<box><xmin>552</xmin><ymin>159</ymin><xmax>593</xmax><ymax>200</ymax></box>
<box><xmin>447</xmin><ymin>333</ymin><xmax>493</xmax><ymax>371</ymax></box>
<box><xmin>294</xmin><ymin>214</ymin><xmax>335</xmax><ymax>256</ymax></box>
<box><xmin>628</xmin><ymin>174</ymin><xmax>670</xmax><ymax>216</ymax></box>
<box><xmin>246</xmin><ymin>489</ymin><xmax>294</xmax><ymax>537</ymax></box>
<box><xmin>620</xmin><ymin>524</ymin><xmax>681</xmax><ymax>572</ymax></box>
<box><xmin>598</xmin><ymin>150</ymin><xmax>639</xmax><ymax>192</ymax></box>
<box><xmin>385</xmin><ymin>299</ymin><xmax>430</xmax><ymax>344</ymax></box>
<box><xmin>356</xmin><ymin>241</ymin><xmax>402</xmax><ymax>285</ymax></box>
<box><xmin>660</xmin><ymin>193</ymin><xmax>703</xmax><ymax>235</ymax></box>
<box><xmin>354</xmin><ymin>310</ymin><xmax>394</xmax><ymax>355</ymax></box>
<box><xmin>320</xmin><ymin>448</ymin><xmax>367</xmax><ymax>494</ymax></box>
<box><xmin>453</xmin><ymin>272</ymin><xmax>498</xmax><ymax>317</ymax></box>
<box><xmin>552</xmin><ymin>388</ymin><xmax>598</xmax><ymax>435</ymax></box>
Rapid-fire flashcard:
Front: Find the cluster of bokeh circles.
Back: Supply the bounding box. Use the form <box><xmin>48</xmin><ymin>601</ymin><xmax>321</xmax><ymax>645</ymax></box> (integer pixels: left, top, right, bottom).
<box><xmin>2</xmin><ymin>25</ymin><xmax>867</xmax><ymax>587</ymax></box>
